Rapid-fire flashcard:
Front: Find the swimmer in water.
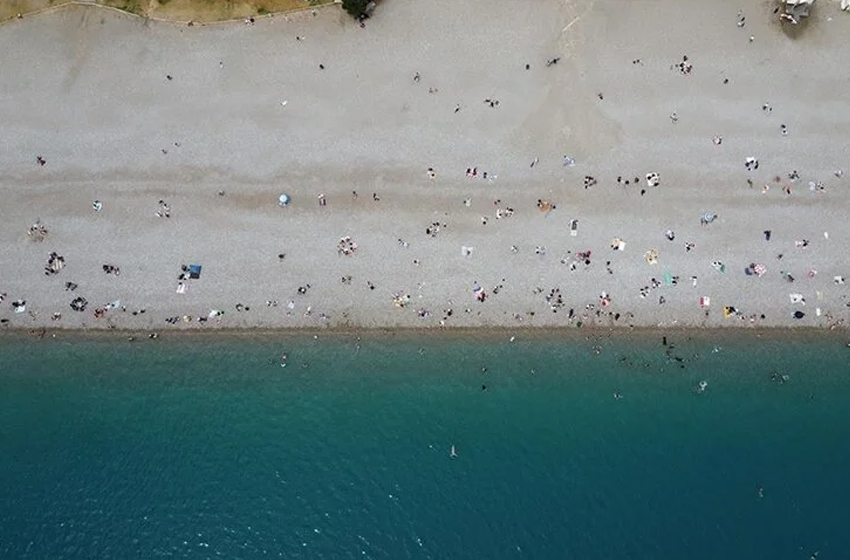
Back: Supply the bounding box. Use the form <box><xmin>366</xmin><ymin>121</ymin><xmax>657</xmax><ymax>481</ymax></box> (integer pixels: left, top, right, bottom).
<box><xmin>450</xmin><ymin>445</ymin><xmax>457</xmax><ymax>458</ymax></box>
<box><xmin>280</xmin><ymin>353</ymin><xmax>288</xmax><ymax>368</ymax></box>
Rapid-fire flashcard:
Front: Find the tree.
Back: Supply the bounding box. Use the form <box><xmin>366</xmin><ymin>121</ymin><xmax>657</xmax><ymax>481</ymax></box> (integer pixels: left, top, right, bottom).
<box><xmin>342</xmin><ymin>0</ymin><xmax>371</xmax><ymax>19</ymax></box>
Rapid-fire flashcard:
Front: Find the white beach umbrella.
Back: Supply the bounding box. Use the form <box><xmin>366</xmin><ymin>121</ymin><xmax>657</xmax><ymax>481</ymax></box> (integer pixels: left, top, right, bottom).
<box><xmin>278</xmin><ymin>193</ymin><xmax>291</xmax><ymax>207</ymax></box>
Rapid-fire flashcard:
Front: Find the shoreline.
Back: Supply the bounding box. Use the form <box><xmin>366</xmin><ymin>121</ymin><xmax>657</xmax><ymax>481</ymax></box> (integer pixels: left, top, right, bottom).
<box><xmin>4</xmin><ymin>325</ymin><xmax>849</xmax><ymax>345</ymax></box>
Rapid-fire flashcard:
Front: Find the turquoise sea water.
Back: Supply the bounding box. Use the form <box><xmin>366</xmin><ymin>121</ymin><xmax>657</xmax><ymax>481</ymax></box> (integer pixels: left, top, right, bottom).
<box><xmin>1</xmin><ymin>331</ymin><xmax>849</xmax><ymax>560</ymax></box>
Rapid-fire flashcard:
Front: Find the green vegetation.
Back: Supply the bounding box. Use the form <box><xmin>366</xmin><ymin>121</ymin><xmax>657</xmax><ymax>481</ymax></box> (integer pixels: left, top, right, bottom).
<box><xmin>341</xmin><ymin>0</ymin><xmax>370</xmax><ymax>19</ymax></box>
<box><xmin>1</xmin><ymin>0</ymin><xmax>335</xmax><ymax>23</ymax></box>
<box><xmin>110</xmin><ymin>0</ymin><xmax>142</xmax><ymax>14</ymax></box>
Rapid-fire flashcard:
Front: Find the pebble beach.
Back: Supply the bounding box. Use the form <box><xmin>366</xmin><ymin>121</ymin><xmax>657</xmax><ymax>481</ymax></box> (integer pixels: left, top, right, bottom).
<box><xmin>1</xmin><ymin>0</ymin><xmax>849</xmax><ymax>332</ymax></box>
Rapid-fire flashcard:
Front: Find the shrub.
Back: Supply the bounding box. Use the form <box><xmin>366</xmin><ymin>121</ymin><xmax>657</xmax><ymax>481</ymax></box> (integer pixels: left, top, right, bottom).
<box><xmin>341</xmin><ymin>0</ymin><xmax>370</xmax><ymax>19</ymax></box>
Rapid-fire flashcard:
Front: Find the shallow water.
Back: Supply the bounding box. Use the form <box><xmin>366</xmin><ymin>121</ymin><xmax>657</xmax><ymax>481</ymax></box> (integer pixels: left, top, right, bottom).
<box><xmin>1</xmin><ymin>332</ymin><xmax>848</xmax><ymax>559</ymax></box>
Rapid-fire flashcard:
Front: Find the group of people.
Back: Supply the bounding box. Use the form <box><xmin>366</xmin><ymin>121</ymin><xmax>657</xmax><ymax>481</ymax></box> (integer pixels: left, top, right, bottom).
<box><xmin>27</xmin><ymin>220</ymin><xmax>48</xmax><ymax>242</ymax></box>
<box><xmin>155</xmin><ymin>200</ymin><xmax>172</xmax><ymax>218</ymax></box>
<box><xmin>337</xmin><ymin>236</ymin><xmax>358</xmax><ymax>256</ymax></box>
<box><xmin>44</xmin><ymin>252</ymin><xmax>65</xmax><ymax>276</ymax></box>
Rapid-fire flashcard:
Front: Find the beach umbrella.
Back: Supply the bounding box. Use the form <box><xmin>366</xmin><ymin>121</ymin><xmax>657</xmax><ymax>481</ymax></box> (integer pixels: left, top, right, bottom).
<box><xmin>700</xmin><ymin>212</ymin><xmax>717</xmax><ymax>225</ymax></box>
<box><xmin>754</xmin><ymin>264</ymin><xmax>767</xmax><ymax>276</ymax></box>
<box><xmin>793</xmin><ymin>310</ymin><xmax>805</xmax><ymax>319</ymax></box>
<box><xmin>278</xmin><ymin>193</ymin><xmax>291</xmax><ymax>207</ymax></box>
